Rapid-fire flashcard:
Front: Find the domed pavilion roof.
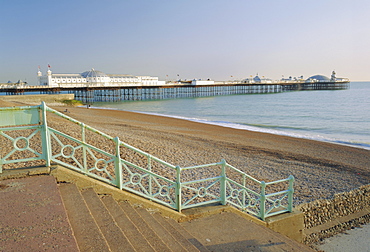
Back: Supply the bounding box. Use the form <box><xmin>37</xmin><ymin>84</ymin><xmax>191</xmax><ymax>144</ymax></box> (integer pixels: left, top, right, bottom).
<box><xmin>253</xmin><ymin>75</ymin><xmax>261</xmax><ymax>82</ymax></box>
<box><xmin>306</xmin><ymin>75</ymin><xmax>330</xmax><ymax>81</ymax></box>
<box><xmin>81</xmin><ymin>68</ymin><xmax>108</xmax><ymax>78</ymax></box>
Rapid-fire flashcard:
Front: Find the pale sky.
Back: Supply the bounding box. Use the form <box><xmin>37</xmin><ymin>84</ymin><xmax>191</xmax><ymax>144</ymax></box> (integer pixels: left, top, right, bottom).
<box><xmin>1</xmin><ymin>0</ymin><xmax>369</xmax><ymax>83</ymax></box>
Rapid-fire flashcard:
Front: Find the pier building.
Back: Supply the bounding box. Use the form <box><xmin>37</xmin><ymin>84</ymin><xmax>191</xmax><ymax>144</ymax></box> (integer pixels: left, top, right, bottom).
<box><xmin>242</xmin><ymin>74</ymin><xmax>273</xmax><ymax>84</ymax></box>
<box><xmin>37</xmin><ymin>67</ymin><xmax>165</xmax><ymax>87</ymax></box>
<box><xmin>304</xmin><ymin>71</ymin><xmax>348</xmax><ymax>83</ymax></box>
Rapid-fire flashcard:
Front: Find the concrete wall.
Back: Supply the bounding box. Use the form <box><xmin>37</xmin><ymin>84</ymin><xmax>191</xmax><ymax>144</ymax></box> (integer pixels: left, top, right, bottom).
<box><xmin>0</xmin><ymin>94</ymin><xmax>74</xmax><ymax>106</ymax></box>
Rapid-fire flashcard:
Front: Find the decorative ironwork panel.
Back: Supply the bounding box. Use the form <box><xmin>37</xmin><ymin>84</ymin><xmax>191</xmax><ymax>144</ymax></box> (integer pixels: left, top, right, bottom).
<box><xmin>225</xmin><ymin>179</ymin><xmax>261</xmax><ymax>217</ymax></box>
<box><xmin>49</xmin><ymin>128</ymin><xmax>117</xmax><ymax>185</ymax></box>
<box><xmin>181</xmin><ymin>177</ymin><xmax>222</xmax><ymax>209</ymax></box>
<box><xmin>0</xmin><ymin>126</ymin><xmax>44</xmax><ymax>170</ymax></box>
<box><xmin>265</xmin><ymin>191</ymin><xmax>290</xmax><ymax>217</ymax></box>
<box><xmin>120</xmin><ymin>159</ymin><xmax>177</xmax><ymax>208</ymax></box>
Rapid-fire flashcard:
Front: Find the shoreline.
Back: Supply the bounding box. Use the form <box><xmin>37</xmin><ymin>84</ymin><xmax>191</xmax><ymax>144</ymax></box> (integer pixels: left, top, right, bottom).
<box><xmin>88</xmin><ymin>105</ymin><xmax>370</xmax><ymax>151</ymax></box>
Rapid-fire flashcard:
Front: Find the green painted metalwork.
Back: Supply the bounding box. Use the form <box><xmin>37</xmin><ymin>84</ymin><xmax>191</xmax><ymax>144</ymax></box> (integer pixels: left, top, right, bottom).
<box><xmin>0</xmin><ymin>102</ymin><xmax>294</xmax><ymax>220</ymax></box>
<box><xmin>0</xmin><ymin>106</ymin><xmax>40</xmax><ymax>127</ymax></box>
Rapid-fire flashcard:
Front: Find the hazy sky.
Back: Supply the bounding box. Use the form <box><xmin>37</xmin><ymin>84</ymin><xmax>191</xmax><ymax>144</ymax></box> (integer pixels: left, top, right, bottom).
<box><xmin>1</xmin><ymin>0</ymin><xmax>369</xmax><ymax>83</ymax></box>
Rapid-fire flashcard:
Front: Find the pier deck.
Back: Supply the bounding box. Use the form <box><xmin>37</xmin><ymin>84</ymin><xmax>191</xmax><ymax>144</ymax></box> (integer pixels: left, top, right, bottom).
<box><xmin>0</xmin><ymin>81</ymin><xmax>350</xmax><ymax>103</ymax></box>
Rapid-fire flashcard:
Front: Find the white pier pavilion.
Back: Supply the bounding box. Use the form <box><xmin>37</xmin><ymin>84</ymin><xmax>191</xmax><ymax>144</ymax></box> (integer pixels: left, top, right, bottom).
<box><xmin>37</xmin><ymin>67</ymin><xmax>165</xmax><ymax>87</ymax></box>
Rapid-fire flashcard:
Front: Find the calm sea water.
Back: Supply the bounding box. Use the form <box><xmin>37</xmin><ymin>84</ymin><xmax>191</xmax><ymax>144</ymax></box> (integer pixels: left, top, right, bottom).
<box><xmin>93</xmin><ymin>82</ymin><xmax>370</xmax><ymax>150</ymax></box>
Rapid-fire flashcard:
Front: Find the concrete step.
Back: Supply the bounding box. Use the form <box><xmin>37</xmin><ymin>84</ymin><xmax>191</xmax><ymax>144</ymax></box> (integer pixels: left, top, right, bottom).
<box><xmin>81</xmin><ymin>188</ymin><xmax>136</xmax><ymax>252</ymax></box>
<box><xmin>59</xmin><ymin>183</ymin><xmax>207</xmax><ymax>252</ymax></box>
<box><xmin>118</xmin><ymin>201</ymin><xmax>172</xmax><ymax>252</ymax></box>
<box><xmin>1</xmin><ymin>169</ymin><xmax>314</xmax><ymax>252</ymax></box>
<box><xmin>60</xmin><ymin>182</ymin><xmax>309</xmax><ymax>252</ymax></box>
<box><xmin>100</xmin><ymin>195</ymin><xmax>156</xmax><ymax>252</ymax></box>
<box><xmin>153</xmin><ymin>213</ymin><xmax>209</xmax><ymax>252</ymax></box>
<box><xmin>135</xmin><ymin>206</ymin><xmax>189</xmax><ymax>252</ymax></box>
<box><xmin>58</xmin><ymin>183</ymin><xmax>110</xmax><ymax>252</ymax></box>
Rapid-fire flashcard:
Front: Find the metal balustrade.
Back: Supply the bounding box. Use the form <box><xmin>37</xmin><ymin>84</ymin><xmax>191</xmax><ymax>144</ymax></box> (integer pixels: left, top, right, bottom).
<box><xmin>0</xmin><ymin>102</ymin><xmax>293</xmax><ymax>220</ymax></box>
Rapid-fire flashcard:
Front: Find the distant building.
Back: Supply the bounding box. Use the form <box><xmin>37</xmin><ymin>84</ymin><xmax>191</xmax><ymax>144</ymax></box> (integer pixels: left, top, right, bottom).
<box><xmin>305</xmin><ymin>71</ymin><xmax>349</xmax><ymax>83</ymax></box>
<box><xmin>306</xmin><ymin>74</ymin><xmax>331</xmax><ymax>82</ymax></box>
<box><xmin>191</xmin><ymin>79</ymin><xmax>215</xmax><ymax>85</ymax></box>
<box><xmin>37</xmin><ymin>67</ymin><xmax>165</xmax><ymax>87</ymax></box>
<box><xmin>1</xmin><ymin>80</ymin><xmax>28</xmax><ymax>86</ymax></box>
<box><xmin>242</xmin><ymin>74</ymin><xmax>272</xmax><ymax>84</ymax></box>
<box><xmin>281</xmin><ymin>76</ymin><xmax>304</xmax><ymax>82</ymax></box>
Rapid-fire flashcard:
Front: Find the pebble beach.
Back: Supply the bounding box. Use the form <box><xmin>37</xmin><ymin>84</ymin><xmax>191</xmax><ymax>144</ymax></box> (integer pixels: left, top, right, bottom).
<box><xmin>1</xmin><ymin>99</ymin><xmax>369</xmax><ymax>206</ymax></box>
<box><xmin>52</xmin><ymin>104</ymin><xmax>370</xmax><ymax>206</ymax></box>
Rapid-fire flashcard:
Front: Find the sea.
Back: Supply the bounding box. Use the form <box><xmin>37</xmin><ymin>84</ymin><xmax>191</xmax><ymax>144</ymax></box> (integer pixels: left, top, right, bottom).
<box><xmin>93</xmin><ymin>82</ymin><xmax>370</xmax><ymax>150</ymax></box>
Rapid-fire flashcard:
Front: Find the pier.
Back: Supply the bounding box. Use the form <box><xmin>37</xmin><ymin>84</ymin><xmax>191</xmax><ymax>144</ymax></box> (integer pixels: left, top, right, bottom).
<box><xmin>0</xmin><ymin>81</ymin><xmax>350</xmax><ymax>103</ymax></box>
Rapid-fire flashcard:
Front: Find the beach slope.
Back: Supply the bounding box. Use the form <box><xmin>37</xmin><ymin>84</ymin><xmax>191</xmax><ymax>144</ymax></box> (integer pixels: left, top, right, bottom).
<box><xmin>54</xmin><ymin>105</ymin><xmax>370</xmax><ymax>205</ymax></box>
<box><xmin>1</xmin><ymin>99</ymin><xmax>369</xmax><ymax>205</ymax></box>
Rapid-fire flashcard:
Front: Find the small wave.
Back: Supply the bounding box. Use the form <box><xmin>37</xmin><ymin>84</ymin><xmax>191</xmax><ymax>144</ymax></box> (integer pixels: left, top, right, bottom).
<box><xmin>88</xmin><ymin>106</ymin><xmax>370</xmax><ymax>150</ymax></box>
<box><xmin>237</xmin><ymin>123</ymin><xmax>324</xmax><ymax>131</ymax></box>
<box><xmin>333</xmin><ymin>140</ymin><xmax>370</xmax><ymax>150</ymax></box>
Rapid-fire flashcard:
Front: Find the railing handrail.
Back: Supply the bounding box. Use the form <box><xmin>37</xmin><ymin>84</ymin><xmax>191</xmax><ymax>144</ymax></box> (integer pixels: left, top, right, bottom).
<box><xmin>0</xmin><ymin>102</ymin><xmax>294</xmax><ymax>220</ymax></box>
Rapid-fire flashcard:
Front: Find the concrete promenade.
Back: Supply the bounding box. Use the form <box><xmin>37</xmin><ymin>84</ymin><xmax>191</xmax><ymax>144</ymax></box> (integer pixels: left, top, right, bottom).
<box><xmin>315</xmin><ymin>223</ymin><xmax>370</xmax><ymax>252</ymax></box>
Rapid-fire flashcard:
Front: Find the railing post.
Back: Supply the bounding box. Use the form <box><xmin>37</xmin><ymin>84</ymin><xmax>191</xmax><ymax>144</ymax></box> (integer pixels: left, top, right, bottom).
<box><xmin>41</xmin><ymin>102</ymin><xmax>51</xmax><ymax>167</ymax></box>
<box><xmin>81</xmin><ymin>123</ymin><xmax>87</xmax><ymax>174</ymax></box>
<box><xmin>220</xmin><ymin>159</ymin><xmax>227</xmax><ymax>205</ymax></box>
<box><xmin>176</xmin><ymin>166</ymin><xmax>182</xmax><ymax>212</ymax></box>
<box><xmin>260</xmin><ymin>181</ymin><xmax>266</xmax><ymax>221</ymax></box>
<box><xmin>148</xmin><ymin>154</ymin><xmax>152</xmax><ymax>196</ymax></box>
<box><xmin>288</xmin><ymin>175</ymin><xmax>294</xmax><ymax>212</ymax></box>
<box><xmin>114</xmin><ymin>137</ymin><xmax>123</xmax><ymax>190</ymax></box>
<box><xmin>242</xmin><ymin>173</ymin><xmax>246</xmax><ymax>210</ymax></box>
<box><xmin>0</xmin><ymin>132</ymin><xmax>3</xmax><ymax>172</ymax></box>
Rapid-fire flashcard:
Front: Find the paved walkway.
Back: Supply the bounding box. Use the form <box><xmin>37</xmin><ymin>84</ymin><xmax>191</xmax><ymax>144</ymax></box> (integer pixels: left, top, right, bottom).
<box><xmin>315</xmin><ymin>223</ymin><xmax>370</xmax><ymax>252</ymax></box>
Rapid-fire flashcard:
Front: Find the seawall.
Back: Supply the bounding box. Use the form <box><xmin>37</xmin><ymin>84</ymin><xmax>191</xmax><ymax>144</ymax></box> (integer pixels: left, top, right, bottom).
<box><xmin>250</xmin><ymin>184</ymin><xmax>370</xmax><ymax>245</ymax></box>
<box><xmin>298</xmin><ymin>184</ymin><xmax>370</xmax><ymax>244</ymax></box>
<box><xmin>0</xmin><ymin>94</ymin><xmax>75</xmax><ymax>106</ymax></box>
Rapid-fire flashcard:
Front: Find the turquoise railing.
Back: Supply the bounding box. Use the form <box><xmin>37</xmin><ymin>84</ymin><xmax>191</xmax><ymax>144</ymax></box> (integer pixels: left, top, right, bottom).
<box><xmin>0</xmin><ymin>102</ymin><xmax>294</xmax><ymax>220</ymax></box>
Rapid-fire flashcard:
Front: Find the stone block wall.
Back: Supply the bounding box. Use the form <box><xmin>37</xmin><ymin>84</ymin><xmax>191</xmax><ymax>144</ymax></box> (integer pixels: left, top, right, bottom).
<box><xmin>297</xmin><ymin>184</ymin><xmax>370</xmax><ymax>244</ymax></box>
